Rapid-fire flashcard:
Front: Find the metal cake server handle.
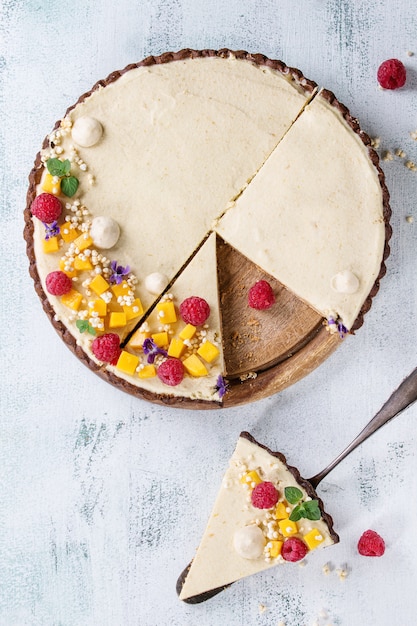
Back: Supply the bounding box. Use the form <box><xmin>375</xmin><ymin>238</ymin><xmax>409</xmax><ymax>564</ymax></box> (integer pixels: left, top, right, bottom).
<box><xmin>308</xmin><ymin>367</ymin><xmax>417</xmax><ymax>488</ymax></box>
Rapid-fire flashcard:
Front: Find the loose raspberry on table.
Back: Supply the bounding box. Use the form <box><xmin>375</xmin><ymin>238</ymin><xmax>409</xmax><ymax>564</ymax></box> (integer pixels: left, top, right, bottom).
<box><xmin>377</xmin><ymin>59</ymin><xmax>407</xmax><ymax>90</ymax></box>
<box><xmin>251</xmin><ymin>481</ymin><xmax>279</xmax><ymax>509</ymax></box>
<box><xmin>357</xmin><ymin>529</ymin><xmax>385</xmax><ymax>557</ymax></box>
<box><xmin>157</xmin><ymin>358</ymin><xmax>184</xmax><ymax>386</ymax></box>
<box><xmin>281</xmin><ymin>537</ymin><xmax>308</xmax><ymax>562</ymax></box>
<box><xmin>248</xmin><ymin>280</ymin><xmax>275</xmax><ymax>310</ymax></box>
<box><xmin>45</xmin><ymin>270</ymin><xmax>72</xmax><ymax>296</ymax></box>
<box><xmin>91</xmin><ymin>333</ymin><xmax>121</xmax><ymax>365</ymax></box>
<box><xmin>179</xmin><ymin>296</ymin><xmax>210</xmax><ymax>326</ymax></box>
<box><xmin>31</xmin><ymin>193</ymin><xmax>62</xmax><ymax>223</ymax></box>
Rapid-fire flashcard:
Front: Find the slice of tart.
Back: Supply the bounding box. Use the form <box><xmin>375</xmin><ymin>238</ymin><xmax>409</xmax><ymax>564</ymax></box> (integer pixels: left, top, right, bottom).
<box><xmin>177</xmin><ymin>431</ymin><xmax>339</xmax><ymax>603</ymax></box>
<box><xmin>215</xmin><ymin>89</ymin><xmax>390</xmax><ymax>332</ymax></box>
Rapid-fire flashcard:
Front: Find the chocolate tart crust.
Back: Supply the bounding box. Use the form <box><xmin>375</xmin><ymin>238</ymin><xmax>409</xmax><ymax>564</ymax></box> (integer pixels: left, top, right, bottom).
<box><xmin>24</xmin><ymin>50</ymin><xmax>391</xmax><ymax>408</ymax></box>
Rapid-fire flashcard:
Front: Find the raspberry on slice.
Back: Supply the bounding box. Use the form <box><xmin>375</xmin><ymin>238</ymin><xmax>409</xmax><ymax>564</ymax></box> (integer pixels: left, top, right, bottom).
<box><xmin>31</xmin><ymin>193</ymin><xmax>62</xmax><ymax>223</ymax></box>
<box><xmin>91</xmin><ymin>333</ymin><xmax>121</xmax><ymax>365</ymax></box>
<box><xmin>157</xmin><ymin>358</ymin><xmax>184</xmax><ymax>386</ymax></box>
<box><xmin>45</xmin><ymin>271</ymin><xmax>72</xmax><ymax>296</ymax></box>
<box><xmin>248</xmin><ymin>280</ymin><xmax>275</xmax><ymax>310</ymax></box>
<box><xmin>377</xmin><ymin>59</ymin><xmax>407</xmax><ymax>90</ymax></box>
<box><xmin>179</xmin><ymin>296</ymin><xmax>210</xmax><ymax>326</ymax></box>
<box><xmin>281</xmin><ymin>537</ymin><xmax>308</xmax><ymax>562</ymax></box>
<box><xmin>357</xmin><ymin>529</ymin><xmax>385</xmax><ymax>557</ymax></box>
<box><xmin>251</xmin><ymin>481</ymin><xmax>279</xmax><ymax>509</ymax></box>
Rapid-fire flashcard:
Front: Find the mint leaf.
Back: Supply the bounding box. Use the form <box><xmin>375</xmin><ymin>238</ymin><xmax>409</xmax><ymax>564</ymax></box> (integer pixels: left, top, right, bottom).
<box><xmin>289</xmin><ymin>504</ymin><xmax>305</xmax><ymax>522</ymax></box>
<box><xmin>47</xmin><ymin>158</ymin><xmax>69</xmax><ymax>177</ymax></box>
<box><xmin>285</xmin><ymin>486</ymin><xmax>303</xmax><ymax>505</ymax></box>
<box><xmin>61</xmin><ymin>176</ymin><xmax>79</xmax><ymax>197</ymax></box>
<box><xmin>303</xmin><ymin>500</ymin><xmax>321</xmax><ymax>521</ymax></box>
<box><xmin>87</xmin><ymin>324</ymin><xmax>97</xmax><ymax>336</ymax></box>
<box><xmin>76</xmin><ymin>320</ymin><xmax>89</xmax><ymax>333</ymax></box>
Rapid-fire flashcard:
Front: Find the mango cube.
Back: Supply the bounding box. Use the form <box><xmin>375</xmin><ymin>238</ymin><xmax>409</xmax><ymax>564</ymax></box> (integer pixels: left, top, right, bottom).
<box><xmin>74</xmin><ymin>232</ymin><xmax>93</xmax><ymax>251</ymax></box>
<box><xmin>179</xmin><ymin>324</ymin><xmax>196</xmax><ymax>341</ymax></box>
<box><xmin>60</xmin><ymin>224</ymin><xmax>79</xmax><ymax>243</ymax></box>
<box><xmin>59</xmin><ymin>258</ymin><xmax>77</xmax><ymax>278</ymax></box>
<box><xmin>123</xmin><ymin>298</ymin><xmax>144</xmax><ymax>321</ymax></box>
<box><xmin>197</xmin><ymin>340</ymin><xmax>220</xmax><ymax>363</ymax></box>
<box><xmin>74</xmin><ymin>256</ymin><xmax>93</xmax><ymax>271</ymax></box>
<box><xmin>278</xmin><ymin>519</ymin><xmax>298</xmax><ymax>537</ymax></box>
<box><xmin>88</xmin><ymin>299</ymin><xmax>107</xmax><ymax>317</ymax></box>
<box><xmin>303</xmin><ymin>529</ymin><xmax>324</xmax><ymax>550</ymax></box>
<box><xmin>273</xmin><ymin>501</ymin><xmax>289</xmax><ymax>520</ymax></box>
<box><xmin>111</xmin><ymin>280</ymin><xmax>131</xmax><ymax>298</ymax></box>
<box><xmin>151</xmin><ymin>331</ymin><xmax>169</xmax><ymax>348</ymax></box>
<box><xmin>42</xmin><ymin>236</ymin><xmax>60</xmax><ymax>253</ymax></box>
<box><xmin>109</xmin><ymin>312</ymin><xmax>127</xmax><ymax>328</ymax></box>
<box><xmin>269</xmin><ymin>540</ymin><xmax>283</xmax><ymax>558</ymax></box>
<box><xmin>167</xmin><ymin>338</ymin><xmax>186</xmax><ymax>359</ymax></box>
<box><xmin>156</xmin><ymin>301</ymin><xmax>177</xmax><ymax>324</ymax></box>
<box><xmin>61</xmin><ymin>288</ymin><xmax>83</xmax><ymax>311</ymax></box>
<box><xmin>240</xmin><ymin>470</ymin><xmax>262</xmax><ymax>487</ymax></box>
<box><xmin>89</xmin><ymin>274</ymin><xmax>111</xmax><ymax>296</ymax></box>
<box><xmin>116</xmin><ymin>350</ymin><xmax>139</xmax><ymax>375</ymax></box>
<box><xmin>42</xmin><ymin>173</ymin><xmax>61</xmax><ymax>195</ymax></box>
<box><xmin>138</xmin><ymin>364</ymin><xmax>156</xmax><ymax>379</ymax></box>
<box><xmin>183</xmin><ymin>354</ymin><xmax>208</xmax><ymax>377</ymax></box>
<box><xmin>128</xmin><ymin>329</ymin><xmax>151</xmax><ymax>350</ymax></box>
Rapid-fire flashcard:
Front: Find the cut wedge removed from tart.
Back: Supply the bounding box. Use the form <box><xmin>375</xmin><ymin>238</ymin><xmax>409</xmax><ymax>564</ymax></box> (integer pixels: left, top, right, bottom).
<box><xmin>177</xmin><ymin>431</ymin><xmax>339</xmax><ymax>603</ymax></box>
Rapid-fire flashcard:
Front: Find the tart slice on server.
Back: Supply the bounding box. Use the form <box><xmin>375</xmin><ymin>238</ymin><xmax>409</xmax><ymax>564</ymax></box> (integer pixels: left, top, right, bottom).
<box><xmin>177</xmin><ymin>432</ymin><xmax>339</xmax><ymax>603</ymax></box>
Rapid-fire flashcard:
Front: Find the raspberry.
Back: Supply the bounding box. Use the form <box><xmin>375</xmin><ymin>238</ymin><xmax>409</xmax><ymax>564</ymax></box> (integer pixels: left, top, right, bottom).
<box><xmin>251</xmin><ymin>481</ymin><xmax>279</xmax><ymax>509</ymax></box>
<box><xmin>45</xmin><ymin>270</ymin><xmax>72</xmax><ymax>296</ymax></box>
<box><xmin>157</xmin><ymin>358</ymin><xmax>184</xmax><ymax>386</ymax></box>
<box><xmin>281</xmin><ymin>537</ymin><xmax>308</xmax><ymax>562</ymax></box>
<box><xmin>31</xmin><ymin>193</ymin><xmax>62</xmax><ymax>223</ymax></box>
<box><xmin>179</xmin><ymin>296</ymin><xmax>210</xmax><ymax>326</ymax></box>
<box><xmin>357</xmin><ymin>530</ymin><xmax>385</xmax><ymax>557</ymax></box>
<box><xmin>377</xmin><ymin>59</ymin><xmax>406</xmax><ymax>90</ymax></box>
<box><xmin>248</xmin><ymin>280</ymin><xmax>275</xmax><ymax>310</ymax></box>
<box><xmin>91</xmin><ymin>333</ymin><xmax>121</xmax><ymax>365</ymax></box>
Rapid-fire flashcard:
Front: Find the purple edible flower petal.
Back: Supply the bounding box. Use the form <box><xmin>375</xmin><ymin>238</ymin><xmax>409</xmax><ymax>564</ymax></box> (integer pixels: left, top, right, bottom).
<box><xmin>43</xmin><ymin>220</ymin><xmax>60</xmax><ymax>240</ymax></box>
<box><xmin>109</xmin><ymin>260</ymin><xmax>130</xmax><ymax>284</ymax></box>
<box><xmin>337</xmin><ymin>322</ymin><xmax>348</xmax><ymax>339</ymax></box>
<box><xmin>142</xmin><ymin>337</ymin><xmax>167</xmax><ymax>364</ymax></box>
<box><xmin>215</xmin><ymin>375</ymin><xmax>228</xmax><ymax>398</ymax></box>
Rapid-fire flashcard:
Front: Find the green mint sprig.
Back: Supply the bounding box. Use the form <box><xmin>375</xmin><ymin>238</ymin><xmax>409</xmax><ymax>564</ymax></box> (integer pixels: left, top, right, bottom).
<box><xmin>289</xmin><ymin>499</ymin><xmax>321</xmax><ymax>522</ymax></box>
<box><xmin>76</xmin><ymin>320</ymin><xmax>96</xmax><ymax>336</ymax></box>
<box><xmin>46</xmin><ymin>158</ymin><xmax>79</xmax><ymax>197</ymax></box>
<box><xmin>284</xmin><ymin>486</ymin><xmax>303</xmax><ymax>504</ymax></box>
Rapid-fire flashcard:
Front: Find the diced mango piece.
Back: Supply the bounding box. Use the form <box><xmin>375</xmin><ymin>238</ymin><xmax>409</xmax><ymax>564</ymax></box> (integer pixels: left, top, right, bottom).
<box><xmin>42</xmin><ymin>236</ymin><xmax>60</xmax><ymax>253</ymax></box>
<box><xmin>88</xmin><ymin>299</ymin><xmax>107</xmax><ymax>317</ymax></box>
<box><xmin>303</xmin><ymin>528</ymin><xmax>324</xmax><ymax>550</ymax></box>
<box><xmin>89</xmin><ymin>274</ymin><xmax>111</xmax><ymax>296</ymax></box>
<box><xmin>123</xmin><ymin>298</ymin><xmax>144</xmax><ymax>321</ymax></box>
<box><xmin>269</xmin><ymin>540</ymin><xmax>283</xmax><ymax>558</ymax></box>
<box><xmin>116</xmin><ymin>350</ymin><xmax>139</xmax><ymax>375</ymax></box>
<box><xmin>109</xmin><ymin>312</ymin><xmax>127</xmax><ymax>328</ymax></box>
<box><xmin>128</xmin><ymin>329</ymin><xmax>151</xmax><ymax>350</ymax></box>
<box><xmin>179</xmin><ymin>324</ymin><xmax>196</xmax><ymax>341</ymax></box>
<box><xmin>197</xmin><ymin>340</ymin><xmax>220</xmax><ymax>363</ymax></box>
<box><xmin>151</xmin><ymin>331</ymin><xmax>169</xmax><ymax>348</ymax></box>
<box><xmin>240</xmin><ymin>470</ymin><xmax>262</xmax><ymax>486</ymax></box>
<box><xmin>111</xmin><ymin>280</ymin><xmax>131</xmax><ymax>298</ymax></box>
<box><xmin>138</xmin><ymin>364</ymin><xmax>157</xmax><ymax>379</ymax></box>
<box><xmin>61</xmin><ymin>288</ymin><xmax>83</xmax><ymax>311</ymax></box>
<box><xmin>60</xmin><ymin>224</ymin><xmax>79</xmax><ymax>243</ymax></box>
<box><xmin>183</xmin><ymin>354</ymin><xmax>208</xmax><ymax>377</ymax></box>
<box><xmin>274</xmin><ymin>502</ymin><xmax>289</xmax><ymax>520</ymax></box>
<box><xmin>59</xmin><ymin>258</ymin><xmax>77</xmax><ymax>278</ymax></box>
<box><xmin>278</xmin><ymin>519</ymin><xmax>298</xmax><ymax>537</ymax></box>
<box><xmin>42</xmin><ymin>173</ymin><xmax>61</xmax><ymax>195</ymax></box>
<box><xmin>167</xmin><ymin>338</ymin><xmax>186</xmax><ymax>359</ymax></box>
<box><xmin>74</xmin><ymin>256</ymin><xmax>93</xmax><ymax>271</ymax></box>
<box><xmin>74</xmin><ymin>232</ymin><xmax>93</xmax><ymax>251</ymax></box>
<box><xmin>156</xmin><ymin>301</ymin><xmax>177</xmax><ymax>324</ymax></box>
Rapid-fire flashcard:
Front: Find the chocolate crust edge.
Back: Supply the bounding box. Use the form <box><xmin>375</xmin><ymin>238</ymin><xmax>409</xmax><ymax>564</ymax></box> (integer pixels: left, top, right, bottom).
<box><xmin>318</xmin><ymin>88</ymin><xmax>392</xmax><ymax>334</ymax></box>
<box><xmin>23</xmin><ymin>49</ymin><xmax>318</xmax><ymax>408</ymax></box>
<box><xmin>176</xmin><ymin>430</ymin><xmax>339</xmax><ymax>604</ymax></box>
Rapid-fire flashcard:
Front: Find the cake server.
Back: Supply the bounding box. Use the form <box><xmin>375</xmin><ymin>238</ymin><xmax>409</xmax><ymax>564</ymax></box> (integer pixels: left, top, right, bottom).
<box><xmin>308</xmin><ymin>366</ymin><xmax>417</xmax><ymax>487</ymax></box>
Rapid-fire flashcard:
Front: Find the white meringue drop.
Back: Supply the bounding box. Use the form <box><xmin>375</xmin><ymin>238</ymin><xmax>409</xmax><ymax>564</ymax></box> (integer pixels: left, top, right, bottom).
<box><xmin>90</xmin><ymin>216</ymin><xmax>120</xmax><ymax>249</ymax></box>
<box><xmin>71</xmin><ymin>116</ymin><xmax>103</xmax><ymax>147</ymax></box>
<box><xmin>331</xmin><ymin>269</ymin><xmax>360</xmax><ymax>294</ymax></box>
<box><xmin>145</xmin><ymin>272</ymin><xmax>169</xmax><ymax>295</ymax></box>
<box><xmin>233</xmin><ymin>525</ymin><xmax>266</xmax><ymax>560</ymax></box>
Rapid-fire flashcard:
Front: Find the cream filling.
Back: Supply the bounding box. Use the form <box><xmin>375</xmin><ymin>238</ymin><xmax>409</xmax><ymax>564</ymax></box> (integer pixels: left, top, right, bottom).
<box><xmin>215</xmin><ymin>92</ymin><xmax>385</xmax><ymax>330</ymax></box>
<box><xmin>179</xmin><ymin>435</ymin><xmax>336</xmax><ymax>600</ymax></box>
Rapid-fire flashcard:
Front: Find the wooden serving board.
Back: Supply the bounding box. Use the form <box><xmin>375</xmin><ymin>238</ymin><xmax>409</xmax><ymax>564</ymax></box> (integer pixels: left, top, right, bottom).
<box><xmin>216</xmin><ymin>238</ymin><xmax>341</xmax><ymax>408</ymax></box>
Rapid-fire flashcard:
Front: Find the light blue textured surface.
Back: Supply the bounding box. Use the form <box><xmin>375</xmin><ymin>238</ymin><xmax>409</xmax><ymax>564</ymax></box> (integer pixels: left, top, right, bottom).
<box><xmin>1</xmin><ymin>1</ymin><xmax>417</xmax><ymax>624</ymax></box>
